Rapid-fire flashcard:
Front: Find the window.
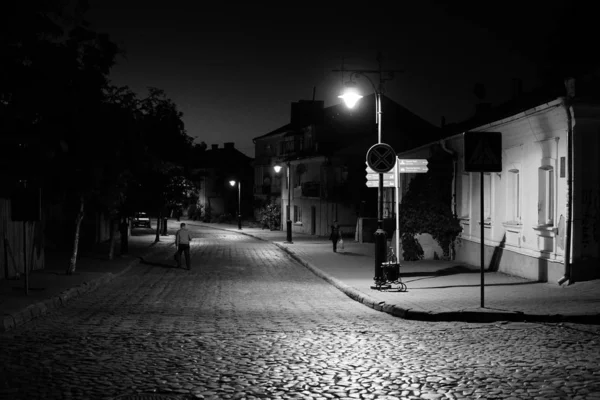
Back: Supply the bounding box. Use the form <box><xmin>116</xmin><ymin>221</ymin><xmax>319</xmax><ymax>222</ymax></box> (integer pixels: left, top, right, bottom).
<box><xmin>294</xmin><ymin>205</ymin><xmax>302</xmax><ymax>223</ymax></box>
<box><xmin>538</xmin><ymin>166</ymin><xmax>554</xmax><ymax>225</ymax></box>
<box><xmin>460</xmin><ymin>173</ymin><xmax>470</xmax><ymax>217</ymax></box>
<box><xmin>507</xmin><ymin>169</ymin><xmax>521</xmax><ymax>223</ymax></box>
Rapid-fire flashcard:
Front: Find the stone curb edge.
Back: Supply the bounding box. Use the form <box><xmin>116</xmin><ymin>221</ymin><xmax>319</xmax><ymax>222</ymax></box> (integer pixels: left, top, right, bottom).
<box><xmin>167</xmin><ymin>224</ymin><xmax>600</xmax><ymax>325</ymax></box>
<box><xmin>1</xmin><ymin>251</ymin><xmax>151</xmax><ymax>333</ymax></box>
<box><xmin>275</xmin><ymin>243</ymin><xmax>600</xmax><ymax>324</ymax></box>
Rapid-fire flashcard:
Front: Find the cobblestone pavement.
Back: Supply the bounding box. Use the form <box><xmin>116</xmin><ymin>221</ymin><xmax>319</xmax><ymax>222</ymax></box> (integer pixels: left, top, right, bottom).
<box><xmin>1</xmin><ymin>226</ymin><xmax>599</xmax><ymax>400</ymax></box>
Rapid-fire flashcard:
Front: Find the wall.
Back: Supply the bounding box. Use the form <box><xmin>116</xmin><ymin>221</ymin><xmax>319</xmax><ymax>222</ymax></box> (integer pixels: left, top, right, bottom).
<box><xmin>395</xmin><ymin>99</ymin><xmax>579</xmax><ymax>283</ymax></box>
<box><xmin>571</xmin><ymin>103</ymin><xmax>600</xmax><ymax>280</ymax></box>
<box><xmin>0</xmin><ymin>199</ymin><xmax>44</xmax><ymax>279</ymax></box>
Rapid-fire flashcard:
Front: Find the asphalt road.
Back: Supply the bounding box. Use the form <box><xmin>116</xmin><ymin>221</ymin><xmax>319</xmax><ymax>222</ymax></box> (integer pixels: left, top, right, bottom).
<box><xmin>1</xmin><ymin>225</ymin><xmax>599</xmax><ymax>400</ymax></box>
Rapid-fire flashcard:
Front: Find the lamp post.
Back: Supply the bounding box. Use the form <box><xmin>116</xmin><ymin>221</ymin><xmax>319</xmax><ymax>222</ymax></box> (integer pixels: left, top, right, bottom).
<box><xmin>229</xmin><ymin>180</ymin><xmax>242</xmax><ymax>230</ymax></box>
<box><xmin>274</xmin><ymin>162</ymin><xmax>293</xmax><ymax>243</ymax></box>
<box><xmin>334</xmin><ymin>52</ymin><xmax>401</xmax><ymax>288</ymax></box>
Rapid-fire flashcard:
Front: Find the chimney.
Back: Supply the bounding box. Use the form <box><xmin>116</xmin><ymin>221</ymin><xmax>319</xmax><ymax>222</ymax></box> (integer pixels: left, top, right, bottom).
<box><xmin>224</xmin><ymin>142</ymin><xmax>234</xmax><ymax>150</ymax></box>
<box><xmin>211</xmin><ymin>144</ymin><xmax>218</xmax><ymax>150</ymax></box>
<box><xmin>512</xmin><ymin>78</ymin><xmax>523</xmax><ymax>100</ymax></box>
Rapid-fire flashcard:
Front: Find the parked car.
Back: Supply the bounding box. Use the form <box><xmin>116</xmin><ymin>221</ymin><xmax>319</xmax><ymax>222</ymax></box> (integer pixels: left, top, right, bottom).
<box><xmin>133</xmin><ymin>212</ymin><xmax>151</xmax><ymax>228</ymax></box>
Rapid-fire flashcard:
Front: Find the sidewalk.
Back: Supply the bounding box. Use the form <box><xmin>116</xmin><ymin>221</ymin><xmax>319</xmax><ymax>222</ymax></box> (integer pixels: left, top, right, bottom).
<box><xmin>2</xmin><ymin>219</ymin><xmax>599</xmax><ymax>332</ymax></box>
<box><xmin>0</xmin><ymin>224</ymin><xmax>178</xmax><ymax>332</ymax></box>
<box><xmin>190</xmin><ymin>220</ymin><xmax>600</xmax><ymax>325</ymax></box>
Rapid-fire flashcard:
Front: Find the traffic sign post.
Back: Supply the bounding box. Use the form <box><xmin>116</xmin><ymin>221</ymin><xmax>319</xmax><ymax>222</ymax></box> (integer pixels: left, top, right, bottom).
<box><xmin>366</xmin><ymin>180</ymin><xmax>395</xmax><ymax>188</ymax></box>
<box><xmin>366</xmin><ymin>173</ymin><xmax>394</xmax><ymax>180</ymax></box>
<box><xmin>365</xmin><ymin>143</ymin><xmax>396</xmax><ymax>289</ymax></box>
<box><xmin>398</xmin><ymin>166</ymin><xmax>428</xmax><ymax>173</ymax></box>
<box><xmin>463</xmin><ymin>131</ymin><xmax>503</xmax><ymax>308</ymax></box>
<box><xmin>397</xmin><ymin>159</ymin><xmax>428</xmax><ymax>166</ymax></box>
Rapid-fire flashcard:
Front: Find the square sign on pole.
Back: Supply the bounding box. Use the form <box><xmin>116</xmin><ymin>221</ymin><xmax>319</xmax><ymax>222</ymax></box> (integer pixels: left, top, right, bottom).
<box><xmin>464</xmin><ymin>131</ymin><xmax>502</xmax><ymax>172</ymax></box>
<box><xmin>463</xmin><ymin>131</ymin><xmax>502</xmax><ymax>309</ymax></box>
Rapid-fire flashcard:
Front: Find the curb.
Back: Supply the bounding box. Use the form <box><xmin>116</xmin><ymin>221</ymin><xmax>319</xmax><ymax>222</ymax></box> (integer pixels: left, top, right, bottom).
<box><xmin>1</xmin><ymin>255</ymin><xmax>144</xmax><ymax>333</ymax></box>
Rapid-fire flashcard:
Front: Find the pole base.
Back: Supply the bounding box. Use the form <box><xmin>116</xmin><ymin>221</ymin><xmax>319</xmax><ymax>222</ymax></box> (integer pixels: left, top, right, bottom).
<box><xmin>370</xmin><ymin>284</ymin><xmax>391</xmax><ymax>290</ymax></box>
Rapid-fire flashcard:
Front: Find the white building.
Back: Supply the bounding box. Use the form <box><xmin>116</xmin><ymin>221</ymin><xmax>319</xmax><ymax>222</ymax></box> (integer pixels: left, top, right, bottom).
<box><xmin>395</xmin><ymin>85</ymin><xmax>600</xmax><ymax>284</ymax></box>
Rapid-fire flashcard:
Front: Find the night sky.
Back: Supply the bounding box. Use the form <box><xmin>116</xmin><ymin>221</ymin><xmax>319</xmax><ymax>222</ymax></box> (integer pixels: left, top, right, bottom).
<box><xmin>86</xmin><ymin>1</ymin><xmax>587</xmax><ymax>157</ymax></box>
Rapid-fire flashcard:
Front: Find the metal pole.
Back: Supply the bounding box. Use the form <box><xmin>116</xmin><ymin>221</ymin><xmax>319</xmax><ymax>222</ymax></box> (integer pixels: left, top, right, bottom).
<box><xmin>480</xmin><ymin>171</ymin><xmax>485</xmax><ymax>307</ymax></box>
<box><xmin>286</xmin><ymin>162</ymin><xmax>293</xmax><ymax>243</ymax></box>
<box><xmin>373</xmin><ymin>90</ymin><xmax>387</xmax><ymax>286</ymax></box>
<box><xmin>395</xmin><ymin>158</ymin><xmax>400</xmax><ymax>261</ymax></box>
<box><xmin>237</xmin><ymin>182</ymin><xmax>242</xmax><ymax>230</ymax></box>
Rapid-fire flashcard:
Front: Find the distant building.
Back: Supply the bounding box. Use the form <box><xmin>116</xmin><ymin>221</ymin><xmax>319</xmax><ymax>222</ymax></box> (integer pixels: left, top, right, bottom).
<box><xmin>252</xmin><ymin>95</ymin><xmax>442</xmax><ymax>238</ymax></box>
<box><xmin>192</xmin><ymin>142</ymin><xmax>254</xmax><ymax>220</ymax></box>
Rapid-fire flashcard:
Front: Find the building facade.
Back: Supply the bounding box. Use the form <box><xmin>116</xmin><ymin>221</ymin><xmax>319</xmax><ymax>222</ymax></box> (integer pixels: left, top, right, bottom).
<box><xmin>395</xmin><ymin>91</ymin><xmax>600</xmax><ymax>284</ymax></box>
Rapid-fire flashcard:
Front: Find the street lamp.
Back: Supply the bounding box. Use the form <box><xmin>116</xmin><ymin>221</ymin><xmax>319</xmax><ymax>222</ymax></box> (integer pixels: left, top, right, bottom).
<box><xmin>274</xmin><ymin>162</ymin><xmax>293</xmax><ymax>243</ymax></box>
<box><xmin>229</xmin><ymin>180</ymin><xmax>242</xmax><ymax>230</ymax></box>
<box><xmin>334</xmin><ymin>53</ymin><xmax>401</xmax><ymax>289</ymax></box>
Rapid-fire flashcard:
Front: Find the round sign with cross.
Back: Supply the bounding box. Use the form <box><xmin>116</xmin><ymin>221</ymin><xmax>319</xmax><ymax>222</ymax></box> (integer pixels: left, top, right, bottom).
<box><xmin>366</xmin><ymin>143</ymin><xmax>396</xmax><ymax>173</ymax></box>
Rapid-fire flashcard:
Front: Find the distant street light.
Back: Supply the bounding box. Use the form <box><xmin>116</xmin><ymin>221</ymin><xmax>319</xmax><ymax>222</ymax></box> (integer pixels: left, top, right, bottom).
<box><xmin>274</xmin><ymin>162</ymin><xmax>293</xmax><ymax>243</ymax></box>
<box><xmin>334</xmin><ymin>52</ymin><xmax>402</xmax><ymax>289</ymax></box>
<box><xmin>229</xmin><ymin>180</ymin><xmax>242</xmax><ymax>230</ymax></box>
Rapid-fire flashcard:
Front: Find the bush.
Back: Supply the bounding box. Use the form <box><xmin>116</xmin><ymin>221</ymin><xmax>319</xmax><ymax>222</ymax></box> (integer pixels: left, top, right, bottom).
<box><xmin>258</xmin><ymin>203</ymin><xmax>280</xmax><ymax>230</ymax></box>
<box><xmin>401</xmin><ymin>233</ymin><xmax>424</xmax><ymax>261</ymax></box>
<box><xmin>218</xmin><ymin>213</ymin><xmax>233</xmax><ymax>223</ymax></box>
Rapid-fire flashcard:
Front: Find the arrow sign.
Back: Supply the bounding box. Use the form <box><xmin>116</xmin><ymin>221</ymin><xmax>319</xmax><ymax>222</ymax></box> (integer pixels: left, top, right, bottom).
<box><xmin>398</xmin><ymin>166</ymin><xmax>428</xmax><ymax>173</ymax></box>
<box><xmin>366</xmin><ymin>180</ymin><xmax>396</xmax><ymax>188</ymax></box>
<box><xmin>366</xmin><ymin>173</ymin><xmax>394</xmax><ymax>180</ymax></box>
<box><xmin>397</xmin><ymin>159</ymin><xmax>428</xmax><ymax>166</ymax></box>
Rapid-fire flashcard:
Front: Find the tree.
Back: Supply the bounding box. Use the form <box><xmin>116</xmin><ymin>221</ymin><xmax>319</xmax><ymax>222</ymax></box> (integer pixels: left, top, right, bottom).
<box><xmin>398</xmin><ymin>147</ymin><xmax>462</xmax><ymax>260</ymax></box>
<box><xmin>0</xmin><ymin>0</ymin><xmax>124</xmax><ymax>274</ymax></box>
<box><xmin>126</xmin><ymin>88</ymin><xmax>194</xmax><ymax>242</ymax></box>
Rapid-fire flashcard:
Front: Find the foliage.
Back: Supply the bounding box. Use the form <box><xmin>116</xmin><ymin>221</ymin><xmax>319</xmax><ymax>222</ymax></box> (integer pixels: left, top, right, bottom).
<box><xmin>203</xmin><ymin>204</ymin><xmax>213</xmax><ymax>223</ymax></box>
<box><xmin>400</xmin><ymin>232</ymin><xmax>424</xmax><ymax>261</ymax></box>
<box><xmin>259</xmin><ymin>203</ymin><xmax>281</xmax><ymax>230</ymax></box>
<box><xmin>398</xmin><ymin>148</ymin><xmax>462</xmax><ymax>260</ymax></box>
<box><xmin>218</xmin><ymin>213</ymin><xmax>234</xmax><ymax>223</ymax></box>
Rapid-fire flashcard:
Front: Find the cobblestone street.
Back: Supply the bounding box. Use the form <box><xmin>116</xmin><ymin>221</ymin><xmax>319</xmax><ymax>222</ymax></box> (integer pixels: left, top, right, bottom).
<box><xmin>1</xmin><ymin>226</ymin><xmax>599</xmax><ymax>400</ymax></box>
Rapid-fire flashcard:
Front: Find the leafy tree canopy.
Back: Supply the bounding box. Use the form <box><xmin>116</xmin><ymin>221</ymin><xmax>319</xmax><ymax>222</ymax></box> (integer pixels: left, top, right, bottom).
<box><xmin>398</xmin><ymin>146</ymin><xmax>462</xmax><ymax>260</ymax></box>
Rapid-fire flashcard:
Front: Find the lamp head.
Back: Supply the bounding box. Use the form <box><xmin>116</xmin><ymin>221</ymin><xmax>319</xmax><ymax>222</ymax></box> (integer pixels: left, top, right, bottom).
<box><xmin>338</xmin><ymin>81</ymin><xmax>363</xmax><ymax>109</ymax></box>
<box><xmin>229</xmin><ymin>180</ymin><xmax>236</xmax><ymax>187</ymax></box>
<box><xmin>273</xmin><ymin>164</ymin><xmax>282</xmax><ymax>173</ymax></box>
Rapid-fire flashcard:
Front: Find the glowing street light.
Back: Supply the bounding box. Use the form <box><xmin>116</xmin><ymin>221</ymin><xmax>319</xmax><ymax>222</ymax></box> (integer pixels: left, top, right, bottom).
<box><xmin>333</xmin><ymin>53</ymin><xmax>402</xmax><ymax>289</ymax></box>
<box><xmin>229</xmin><ymin>179</ymin><xmax>242</xmax><ymax>230</ymax></box>
<box><xmin>338</xmin><ymin>81</ymin><xmax>363</xmax><ymax>109</ymax></box>
<box><xmin>274</xmin><ymin>162</ymin><xmax>293</xmax><ymax>243</ymax></box>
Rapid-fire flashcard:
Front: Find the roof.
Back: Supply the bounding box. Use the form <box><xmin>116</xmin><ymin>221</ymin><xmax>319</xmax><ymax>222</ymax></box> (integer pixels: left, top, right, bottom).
<box><xmin>253</xmin><ymin>94</ymin><xmax>443</xmax><ymax>153</ymax></box>
<box><xmin>442</xmin><ymin>72</ymin><xmax>600</xmax><ymax>137</ymax></box>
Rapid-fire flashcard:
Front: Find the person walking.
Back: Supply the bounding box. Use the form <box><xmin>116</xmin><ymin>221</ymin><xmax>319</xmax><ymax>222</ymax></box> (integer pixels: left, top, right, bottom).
<box><xmin>329</xmin><ymin>220</ymin><xmax>342</xmax><ymax>253</ymax></box>
<box><xmin>175</xmin><ymin>222</ymin><xmax>193</xmax><ymax>270</ymax></box>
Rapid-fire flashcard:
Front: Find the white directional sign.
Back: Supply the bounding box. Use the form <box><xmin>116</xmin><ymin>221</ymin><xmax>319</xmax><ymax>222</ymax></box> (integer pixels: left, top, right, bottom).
<box><xmin>366</xmin><ymin>180</ymin><xmax>396</xmax><ymax>188</ymax></box>
<box><xmin>397</xmin><ymin>159</ymin><xmax>428</xmax><ymax>166</ymax></box>
<box><xmin>398</xmin><ymin>166</ymin><xmax>428</xmax><ymax>173</ymax></box>
<box><xmin>366</xmin><ymin>173</ymin><xmax>394</xmax><ymax>180</ymax></box>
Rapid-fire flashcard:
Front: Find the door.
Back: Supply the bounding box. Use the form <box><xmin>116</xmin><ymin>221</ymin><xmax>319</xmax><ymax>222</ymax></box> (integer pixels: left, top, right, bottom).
<box><xmin>311</xmin><ymin>206</ymin><xmax>316</xmax><ymax>235</ymax></box>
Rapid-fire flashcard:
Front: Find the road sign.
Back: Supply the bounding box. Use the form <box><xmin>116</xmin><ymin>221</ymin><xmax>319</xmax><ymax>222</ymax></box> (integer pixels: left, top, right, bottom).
<box><xmin>366</xmin><ymin>173</ymin><xmax>394</xmax><ymax>180</ymax></box>
<box><xmin>398</xmin><ymin>166</ymin><xmax>428</xmax><ymax>173</ymax></box>
<box><xmin>397</xmin><ymin>159</ymin><xmax>428</xmax><ymax>166</ymax></box>
<box><xmin>464</xmin><ymin>131</ymin><xmax>502</xmax><ymax>172</ymax></box>
<box><xmin>366</xmin><ymin>143</ymin><xmax>396</xmax><ymax>173</ymax></box>
<box><xmin>366</xmin><ymin>180</ymin><xmax>396</xmax><ymax>188</ymax></box>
